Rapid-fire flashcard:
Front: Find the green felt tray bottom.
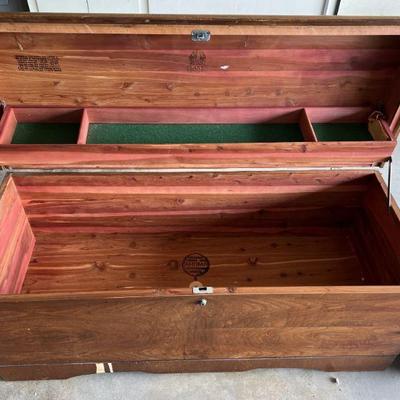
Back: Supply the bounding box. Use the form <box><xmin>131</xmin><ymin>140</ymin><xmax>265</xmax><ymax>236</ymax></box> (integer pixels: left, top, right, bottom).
<box><xmin>313</xmin><ymin>123</ymin><xmax>373</xmax><ymax>142</ymax></box>
<box><xmin>86</xmin><ymin>123</ymin><xmax>304</xmax><ymax>144</ymax></box>
<box><xmin>12</xmin><ymin>123</ymin><xmax>80</xmax><ymax>144</ymax></box>
<box><xmin>9</xmin><ymin>122</ymin><xmax>374</xmax><ymax>144</ymax></box>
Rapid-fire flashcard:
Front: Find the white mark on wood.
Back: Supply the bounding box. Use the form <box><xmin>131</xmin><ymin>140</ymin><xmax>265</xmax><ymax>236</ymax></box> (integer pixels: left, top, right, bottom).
<box><xmin>96</xmin><ymin>363</ymin><xmax>105</xmax><ymax>374</ymax></box>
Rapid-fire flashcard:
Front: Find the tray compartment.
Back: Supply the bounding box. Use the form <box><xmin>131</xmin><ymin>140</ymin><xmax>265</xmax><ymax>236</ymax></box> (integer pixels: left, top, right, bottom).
<box><xmin>0</xmin><ymin>108</ymin><xmax>83</xmax><ymax>145</ymax></box>
<box><xmin>84</xmin><ymin>107</ymin><xmax>308</xmax><ymax>144</ymax></box>
<box><xmin>1</xmin><ymin>170</ymin><xmax>399</xmax><ymax>295</ymax></box>
<box><xmin>86</xmin><ymin>123</ymin><xmax>304</xmax><ymax>144</ymax></box>
<box><xmin>307</xmin><ymin>108</ymin><xmax>392</xmax><ymax>142</ymax></box>
<box><xmin>313</xmin><ymin>123</ymin><xmax>373</xmax><ymax>141</ymax></box>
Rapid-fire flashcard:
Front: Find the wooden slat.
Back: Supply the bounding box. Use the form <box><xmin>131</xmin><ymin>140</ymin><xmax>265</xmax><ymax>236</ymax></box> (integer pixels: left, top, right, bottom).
<box><xmin>0</xmin><ymin>70</ymin><xmax>392</xmax><ymax>108</ymax></box>
<box><xmin>3</xmin><ymin>33</ymin><xmax>400</xmax><ymax>51</ymax></box>
<box><xmin>11</xmin><ymin>171</ymin><xmax>367</xmax><ymax>231</ymax></box>
<box><xmin>11</xmin><ymin>170</ymin><xmax>374</xmax><ymax>187</ymax></box>
<box><xmin>0</xmin><ymin>141</ymin><xmax>394</xmax><ymax>168</ymax></box>
<box><xmin>0</xmin><ymin>14</ymin><xmax>400</xmax><ymax>35</ymax></box>
<box><xmin>2</xmin><ymin>49</ymin><xmax>400</xmax><ymax>72</ymax></box>
<box><xmin>3</xmin><ymin>106</ymin><xmax>374</xmax><ymax>125</ymax></box>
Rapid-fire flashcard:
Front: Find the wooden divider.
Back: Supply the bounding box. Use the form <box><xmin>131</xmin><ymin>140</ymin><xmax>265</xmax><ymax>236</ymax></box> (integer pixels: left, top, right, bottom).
<box><xmin>0</xmin><ymin>108</ymin><xmax>16</xmax><ymax>144</ymax></box>
<box><xmin>299</xmin><ymin>109</ymin><xmax>317</xmax><ymax>142</ymax></box>
<box><xmin>0</xmin><ymin>175</ymin><xmax>35</xmax><ymax>294</ymax></box>
<box><xmin>77</xmin><ymin>109</ymin><xmax>89</xmax><ymax>144</ymax></box>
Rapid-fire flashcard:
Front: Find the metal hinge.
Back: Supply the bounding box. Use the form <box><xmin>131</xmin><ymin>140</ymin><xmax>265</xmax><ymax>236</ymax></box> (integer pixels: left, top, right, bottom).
<box><xmin>191</xmin><ymin>30</ymin><xmax>211</xmax><ymax>42</ymax></box>
<box><xmin>368</xmin><ymin>110</ymin><xmax>385</xmax><ymax>121</ymax></box>
<box><xmin>0</xmin><ymin>166</ymin><xmax>11</xmax><ymax>186</ymax></box>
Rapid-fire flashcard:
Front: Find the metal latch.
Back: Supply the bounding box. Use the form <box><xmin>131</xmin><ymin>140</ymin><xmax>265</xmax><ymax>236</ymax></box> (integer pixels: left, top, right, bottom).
<box><xmin>191</xmin><ymin>30</ymin><xmax>211</xmax><ymax>42</ymax></box>
<box><xmin>0</xmin><ymin>99</ymin><xmax>6</xmax><ymax>118</ymax></box>
<box><xmin>192</xmin><ymin>286</ymin><xmax>214</xmax><ymax>294</ymax></box>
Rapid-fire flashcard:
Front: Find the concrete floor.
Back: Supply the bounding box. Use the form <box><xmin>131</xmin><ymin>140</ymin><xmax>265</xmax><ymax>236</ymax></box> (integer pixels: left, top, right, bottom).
<box><xmin>0</xmin><ymin>358</ymin><xmax>399</xmax><ymax>400</ymax></box>
<box><xmin>1</xmin><ymin>146</ymin><xmax>400</xmax><ymax>399</ymax></box>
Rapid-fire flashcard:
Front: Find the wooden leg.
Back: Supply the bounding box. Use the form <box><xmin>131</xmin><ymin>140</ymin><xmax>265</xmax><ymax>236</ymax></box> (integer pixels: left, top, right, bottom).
<box><xmin>0</xmin><ymin>355</ymin><xmax>396</xmax><ymax>381</ymax></box>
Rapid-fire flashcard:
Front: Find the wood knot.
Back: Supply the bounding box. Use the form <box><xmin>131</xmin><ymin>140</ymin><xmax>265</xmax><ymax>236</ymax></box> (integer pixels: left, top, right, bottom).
<box><xmin>121</xmin><ymin>81</ymin><xmax>133</xmax><ymax>90</ymax></box>
<box><xmin>167</xmin><ymin>260</ymin><xmax>179</xmax><ymax>270</ymax></box>
<box><xmin>248</xmin><ymin>257</ymin><xmax>258</xmax><ymax>266</ymax></box>
<box><xmin>94</xmin><ymin>261</ymin><xmax>107</xmax><ymax>271</ymax></box>
<box><xmin>166</xmin><ymin>82</ymin><xmax>175</xmax><ymax>91</ymax></box>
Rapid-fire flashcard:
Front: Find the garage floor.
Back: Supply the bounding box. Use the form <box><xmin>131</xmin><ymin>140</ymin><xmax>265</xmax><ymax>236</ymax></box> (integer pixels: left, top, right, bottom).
<box><xmin>1</xmin><ymin>145</ymin><xmax>399</xmax><ymax>399</ymax></box>
<box><xmin>0</xmin><ymin>357</ymin><xmax>399</xmax><ymax>400</ymax></box>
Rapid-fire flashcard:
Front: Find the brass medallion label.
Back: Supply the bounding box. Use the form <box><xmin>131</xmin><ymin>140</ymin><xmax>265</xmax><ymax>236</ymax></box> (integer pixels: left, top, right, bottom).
<box><xmin>182</xmin><ymin>253</ymin><xmax>210</xmax><ymax>279</ymax></box>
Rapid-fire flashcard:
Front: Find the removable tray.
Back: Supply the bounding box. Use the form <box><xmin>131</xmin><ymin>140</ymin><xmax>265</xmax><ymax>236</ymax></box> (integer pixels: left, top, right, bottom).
<box><xmin>0</xmin><ymin>106</ymin><xmax>395</xmax><ymax>168</ymax></box>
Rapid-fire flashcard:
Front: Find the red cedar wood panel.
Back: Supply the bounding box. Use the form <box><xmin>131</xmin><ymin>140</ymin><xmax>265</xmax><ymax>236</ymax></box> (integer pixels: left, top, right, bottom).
<box><xmin>362</xmin><ymin>172</ymin><xmax>400</xmax><ymax>273</ymax></box>
<box><xmin>1</xmin><ymin>292</ymin><xmax>400</xmax><ymax>366</ymax></box>
<box><xmin>0</xmin><ymin>142</ymin><xmax>395</xmax><ymax>168</ymax></box>
<box><xmin>0</xmin><ymin>175</ymin><xmax>35</xmax><ymax>294</ymax></box>
<box><xmin>4</xmin><ymin>106</ymin><xmax>376</xmax><ymax>123</ymax></box>
<box><xmin>0</xmin><ymin>14</ymin><xmax>400</xmax><ymax>35</ymax></box>
<box><xmin>0</xmin><ymin>15</ymin><xmax>398</xmax><ymax>109</ymax></box>
<box><xmin>11</xmin><ymin>170</ymin><xmax>370</xmax><ymax>234</ymax></box>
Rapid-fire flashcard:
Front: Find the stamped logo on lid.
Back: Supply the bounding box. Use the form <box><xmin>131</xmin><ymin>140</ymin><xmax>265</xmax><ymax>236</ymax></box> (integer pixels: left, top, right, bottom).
<box><xmin>188</xmin><ymin>51</ymin><xmax>207</xmax><ymax>72</ymax></box>
<box><xmin>182</xmin><ymin>253</ymin><xmax>210</xmax><ymax>279</ymax></box>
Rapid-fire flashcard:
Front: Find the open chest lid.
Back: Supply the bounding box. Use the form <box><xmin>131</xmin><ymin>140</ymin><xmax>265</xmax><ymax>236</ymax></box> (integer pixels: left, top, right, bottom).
<box><xmin>0</xmin><ymin>13</ymin><xmax>399</xmax><ymax>169</ymax></box>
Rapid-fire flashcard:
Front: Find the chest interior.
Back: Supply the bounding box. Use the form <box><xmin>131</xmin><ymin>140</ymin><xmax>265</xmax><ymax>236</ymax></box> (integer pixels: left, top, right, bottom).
<box><xmin>0</xmin><ymin>15</ymin><xmax>399</xmax><ymax>296</ymax></box>
<box><xmin>0</xmin><ymin>170</ymin><xmax>399</xmax><ymax>296</ymax></box>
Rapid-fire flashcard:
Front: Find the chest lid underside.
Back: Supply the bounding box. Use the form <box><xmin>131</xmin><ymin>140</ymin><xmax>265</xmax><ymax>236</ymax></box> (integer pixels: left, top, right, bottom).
<box><xmin>0</xmin><ymin>14</ymin><xmax>399</xmax><ymax>168</ymax></box>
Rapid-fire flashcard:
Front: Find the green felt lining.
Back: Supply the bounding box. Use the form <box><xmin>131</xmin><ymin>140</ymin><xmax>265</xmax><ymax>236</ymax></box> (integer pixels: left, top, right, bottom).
<box><xmin>12</xmin><ymin>123</ymin><xmax>80</xmax><ymax>144</ymax></box>
<box><xmin>86</xmin><ymin>123</ymin><xmax>304</xmax><ymax>144</ymax></box>
<box><xmin>9</xmin><ymin>122</ymin><xmax>375</xmax><ymax>145</ymax></box>
<box><xmin>313</xmin><ymin>123</ymin><xmax>373</xmax><ymax>142</ymax></box>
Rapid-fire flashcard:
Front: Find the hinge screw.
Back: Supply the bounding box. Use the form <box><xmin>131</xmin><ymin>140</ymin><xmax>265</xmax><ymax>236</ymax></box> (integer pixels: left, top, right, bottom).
<box><xmin>198</xmin><ymin>298</ymin><xmax>207</xmax><ymax>307</ymax></box>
